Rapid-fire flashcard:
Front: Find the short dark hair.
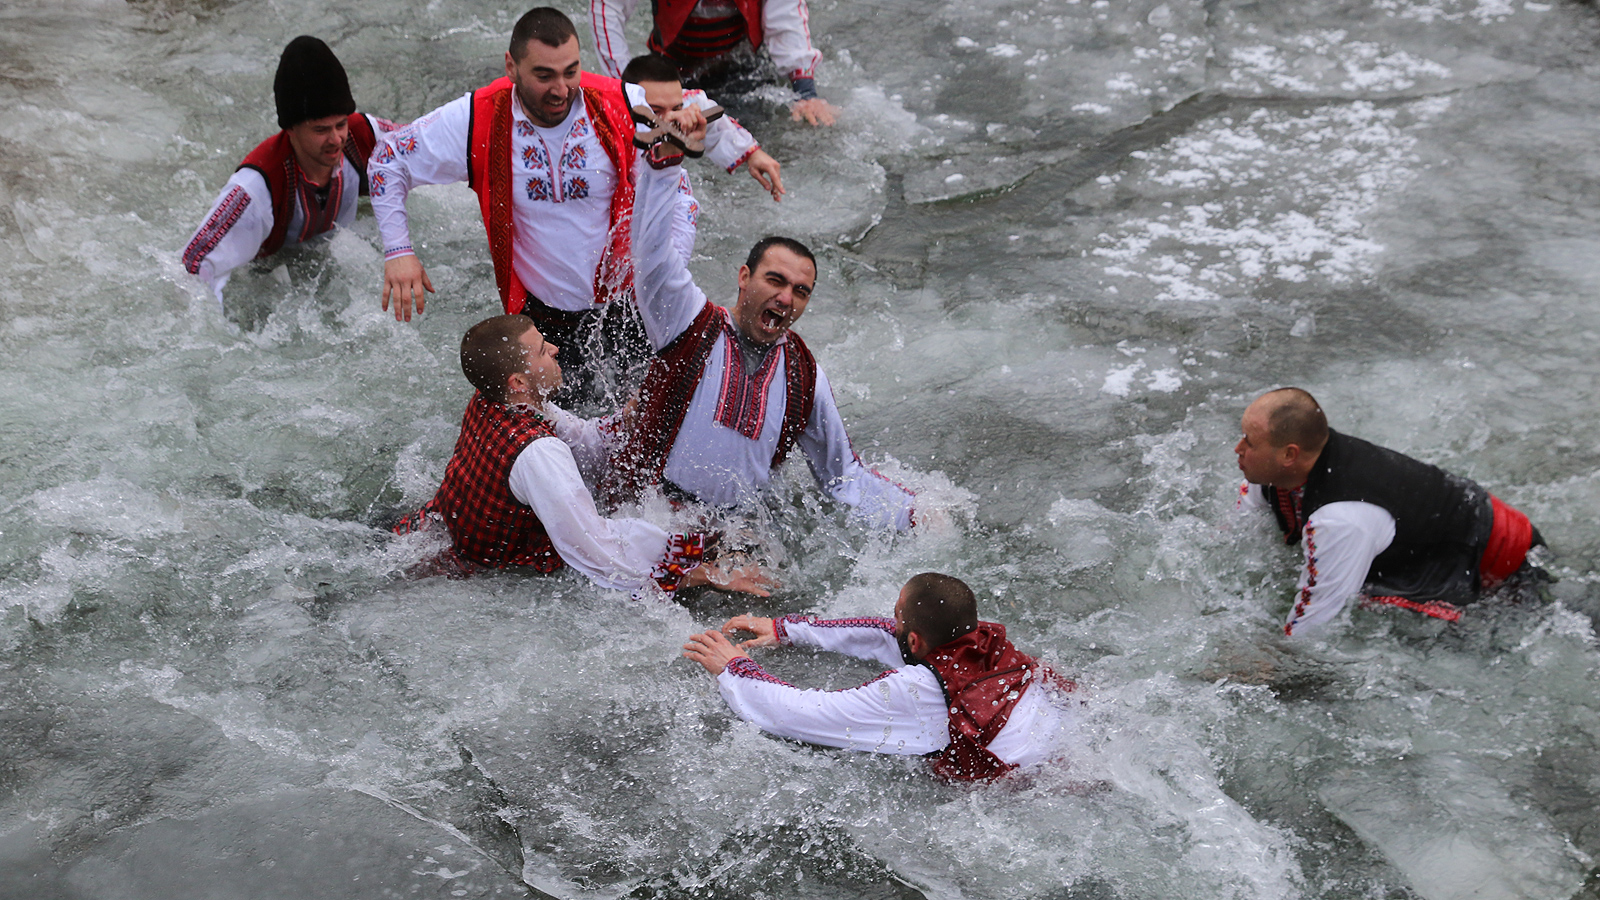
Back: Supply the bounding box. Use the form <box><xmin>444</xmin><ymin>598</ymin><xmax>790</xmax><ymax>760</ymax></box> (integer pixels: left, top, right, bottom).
<box><xmin>460</xmin><ymin>315</ymin><xmax>536</xmax><ymax>403</ymax></box>
<box><xmin>1264</xmin><ymin>387</ymin><xmax>1329</xmax><ymax>453</ymax></box>
<box><xmin>621</xmin><ymin>53</ymin><xmax>682</xmax><ymax>85</ymax></box>
<box><xmin>901</xmin><ymin>572</ymin><xmax>978</xmax><ymax>649</ymax></box>
<box><xmin>509</xmin><ymin>7</ymin><xmax>578</xmax><ymax>60</ymax></box>
<box><xmin>744</xmin><ymin>236</ymin><xmax>816</xmax><ymax>276</ymax></box>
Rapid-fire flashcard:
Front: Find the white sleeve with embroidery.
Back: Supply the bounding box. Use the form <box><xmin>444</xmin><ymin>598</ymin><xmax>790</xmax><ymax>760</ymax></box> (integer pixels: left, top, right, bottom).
<box><xmin>181</xmin><ymin>168</ymin><xmax>275</xmax><ymax>307</ymax></box>
<box><xmin>631</xmin><ymin>155</ymin><xmax>710</xmax><ymax>350</ymax></box>
<box><xmin>688</xmin><ymin>91</ymin><xmax>759</xmax><ymax>173</ymax></box>
<box><xmin>540</xmin><ymin>403</ymin><xmax>616</xmax><ymax>488</ymax></box>
<box><xmin>761</xmin><ymin>0</ymin><xmax>823</xmax><ymax>81</ymax></box>
<box><xmin>589</xmin><ymin>0</ymin><xmax>641</xmax><ymax>80</ymax></box>
<box><xmin>794</xmin><ymin>366</ymin><xmax>916</xmax><ymax>531</ymax></box>
<box><xmin>1237</xmin><ymin>480</ymin><xmax>1271</xmax><ymax>514</ymax></box>
<box><xmin>510</xmin><ymin>436</ymin><xmax>678</xmax><ymax>592</ymax></box>
<box><xmin>671</xmin><ymin>169</ymin><xmax>699</xmax><ymax>263</ymax></box>
<box><xmin>715</xmin><ymin>658</ymin><xmax>949</xmax><ymax>755</ymax></box>
<box><xmin>1283</xmin><ymin>500</ymin><xmax>1396</xmax><ymax>636</ymax></box>
<box><xmin>775</xmin><ymin>615</ymin><xmax>905</xmax><ymax>668</ymax></box>
<box><xmin>368</xmin><ymin>93</ymin><xmax>474</xmax><ymax>261</ymax></box>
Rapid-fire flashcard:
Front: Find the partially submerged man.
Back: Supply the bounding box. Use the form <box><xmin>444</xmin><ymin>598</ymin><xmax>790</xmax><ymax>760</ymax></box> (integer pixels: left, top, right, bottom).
<box><xmin>1234</xmin><ymin>387</ymin><xmax>1544</xmax><ymax>635</ymax></box>
<box><xmin>622</xmin><ymin>53</ymin><xmax>784</xmax><ymax>201</ymax></box>
<box><xmin>182</xmin><ymin>36</ymin><xmax>397</xmax><ymax>307</ymax></box>
<box><xmin>682</xmin><ymin>572</ymin><xmax>1079</xmax><ymax>780</ymax></box>
<box><xmin>369</xmin><ymin>7</ymin><xmax>696</xmax><ymax>397</ymax></box>
<box><xmin>591</xmin><ymin>0</ymin><xmax>839</xmax><ymax>126</ymax></box>
<box><xmin>549</xmin><ymin>130</ymin><xmax>917</xmax><ymax>530</ymax></box>
<box><xmin>394</xmin><ymin>313</ymin><xmax>768</xmax><ymax>599</ymax></box>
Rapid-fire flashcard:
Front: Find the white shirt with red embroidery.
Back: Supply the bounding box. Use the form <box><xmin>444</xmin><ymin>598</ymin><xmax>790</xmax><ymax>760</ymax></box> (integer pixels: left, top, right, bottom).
<box><xmin>552</xmin><ymin>155</ymin><xmax>915</xmax><ymax>530</ymax></box>
<box><xmin>368</xmin><ymin>89</ymin><xmax>697</xmax><ymax>312</ymax></box>
<box><xmin>714</xmin><ymin>615</ymin><xmax>1075</xmax><ymax>766</ymax></box>
<box><xmin>181</xmin><ymin>113</ymin><xmax>394</xmax><ymax>307</ymax></box>
<box><xmin>590</xmin><ymin>0</ymin><xmax>823</xmax><ymax>84</ymax></box>
<box><xmin>1237</xmin><ymin>482</ymin><xmax>1397</xmax><ymax>635</ymax></box>
<box><xmin>509</xmin><ymin>432</ymin><xmax>699</xmax><ymax>595</ymax></box>
<box><xmin>622</xmin><ymin>82</ymin><xmax>760</xmax><ymax>174</ymax></box>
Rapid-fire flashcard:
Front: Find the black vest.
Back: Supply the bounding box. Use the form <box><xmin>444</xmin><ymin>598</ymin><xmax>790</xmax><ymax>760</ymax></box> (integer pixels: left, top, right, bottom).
<box><xmin>1266</xmin><ymin>430</ymin><xmax>1492</xmax><ymax>602</ymax></box>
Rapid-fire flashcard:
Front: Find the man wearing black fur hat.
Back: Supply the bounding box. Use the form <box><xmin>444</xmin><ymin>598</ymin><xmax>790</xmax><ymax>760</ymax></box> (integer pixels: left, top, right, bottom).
<box><xmin>182</xmin><ymin>36</ymin><xmax>398</xmax><ymax>308</ymax></box>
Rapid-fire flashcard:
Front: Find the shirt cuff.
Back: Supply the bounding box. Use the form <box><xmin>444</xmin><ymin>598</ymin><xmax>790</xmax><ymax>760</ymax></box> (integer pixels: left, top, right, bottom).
<box><xmin>383</xmin><ymin>246</ymin><xmax>416</xmax><ymax>261</ymax></box>
<box><xmin>790</xmin><ymin>77</ymin><xmax>818</xmax><ymax>100</ymax></box>
<box><xmin>648</xmin><ymin>531</ymin><xmax>710</xmax><ymax>596</ymax></box>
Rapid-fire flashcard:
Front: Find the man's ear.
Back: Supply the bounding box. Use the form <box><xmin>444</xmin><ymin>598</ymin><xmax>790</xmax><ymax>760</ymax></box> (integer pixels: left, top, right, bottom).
<box><xmin>737</xmin><ymin>264</ymin><xmax>751</xmax><ymax>292</ymax></box>
<box><xmin>906</xmin><ymin>630</ymin><xmax>929</xmax><ymax>660</ymax></box>
<box><xmin>1281</xmin><ymin>443</ymin><xmax>1302</xmax><ymax>467</ymax></box>
<box><xmin>504</xmin><ymin>51</ymin><xmax>516</xmax><ymax>79</ymax></box>
<box><xmin>505</xmin><ymin>371</ymin><xmax>527</xmax><ymax>397</ymax></box>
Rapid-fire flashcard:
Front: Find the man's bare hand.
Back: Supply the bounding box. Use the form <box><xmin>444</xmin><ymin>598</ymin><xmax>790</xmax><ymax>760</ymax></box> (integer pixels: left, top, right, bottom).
<box><xmin>790</xmin><ymin>98</ymin><xmax>838</xmax><ymax>127</ymax></box>
<box><xmin>745</xmin><ymin>149</ymin><xmax>784</xmax><ymax>202</ymax></box>
<box><xmin>677</xmin><ymin>559</ymin><xmax>775</xmax><ymax>597</ymax></box>
<box><xmin>383</xmin><ymin>255</ymin><xmax>434</xmax><ymax>322</ymax></box>
<box><xmin>661</xmin><ymin>106</ymin><xmax>709</xmax><ymax>147</ymax></box>
<box><xmin>683</xmin><ymin>628</ymin><xmax>749</xmax><ymax>675</ymax></box>
<box><xmin>721</xmin><ymin>614</ymin><xmax>777</xmax><ymax>649</ymax></box>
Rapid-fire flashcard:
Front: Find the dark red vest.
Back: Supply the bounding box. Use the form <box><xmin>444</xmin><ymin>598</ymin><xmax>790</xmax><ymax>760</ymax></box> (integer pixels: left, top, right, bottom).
<box><xmin>237</xmin><ymin>113</ymin><xmax>379</xmax><ymax>258</ymax></box>
<box><xmin>466</xmin><ymin>74</ymin><xmax>636</xmax><ymax>315</ymax></box>
<box><xmin>923</xmin><ymin>623</ymin><xmax>1069</xmax><ymax>782</ymax></box>
<box><xmin>396</xmin><ymin>392</ymin><xmax>563</xmax><ymax>572</ymax></box>
<box><xmin>607</xmin><ymin>303</ymin><xmax>816</xmax><ymax>502</ymax></box>
<box><xmin>648</xmin><ymin>0</ymin><xmax>765</xmax><ymax>59</ymax></box>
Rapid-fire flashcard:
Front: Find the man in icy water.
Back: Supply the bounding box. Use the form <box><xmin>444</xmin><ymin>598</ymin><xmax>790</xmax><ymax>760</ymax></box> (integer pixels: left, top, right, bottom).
<box><xmin>544</xmin><ymin>117</ymin><xmax>918</xmax><ymax>531</ymax></box>
<box><xmin>181</xmin><ymin>36</ymin><xmax>398</xmax><ymax>308</ymax></box>
<box><xmin>590</xmin><ymin>0</ymin><xmax>839</xmax><ymax>126</ymax></box>
<box><xmin>369</xmin><ymin>6</ymin><xmax>700</xmax><ymax>397</ymax></box>
<box><xmin>393</xmin><ymin>313</ymin><xmax>770</xmax><ymax>599</ymax></box>
<box><xmin>1235</xmin><ymin>387</ymin><xmax>1545</xmax><ymax>636</ymax></box>
<box><xmin>681</xmin><ymin>572</ymin><xmax>1079</xmax><ymax>780</ymax></box>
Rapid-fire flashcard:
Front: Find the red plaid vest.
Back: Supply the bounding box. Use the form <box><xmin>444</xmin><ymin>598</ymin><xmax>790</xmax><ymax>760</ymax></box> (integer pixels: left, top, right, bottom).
<box><xmin>398</xmin><ymin>392</ymin><xmax>563</xmax><ymax>572</ymax></box>
<box><xmin>923</xmin><ymin>622</ymin><xmax>1070</xmax><ymax>782</ymax></box>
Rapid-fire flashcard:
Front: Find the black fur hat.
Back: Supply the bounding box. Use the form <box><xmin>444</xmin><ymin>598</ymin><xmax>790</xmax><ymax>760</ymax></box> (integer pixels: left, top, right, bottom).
<box><xmin>274</xmin><ymin>36</ymin><xmax>356</xmax><ymax>129</ymax></box>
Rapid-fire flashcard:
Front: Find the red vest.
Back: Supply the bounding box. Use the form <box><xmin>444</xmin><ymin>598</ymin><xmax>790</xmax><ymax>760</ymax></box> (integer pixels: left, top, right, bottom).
<box><xmin>923</xmin><ymin>623</ymin><xmax>1071</xmax><ymax>782</ymax></box>
<box><xmin>606</xmin><ymin>303</ymin><xmax>816</xmax><ymax>502</ymax></box>
<box><xmin>236</xmin><ymin>113</ymin><xmax>379</xmax><ymax>258</ymax></box>
<box><xmin>466</xmin><ymin>74</ymin><xmax>636</xmax><ymax>315</ymax></box>
<box><xmin>396</xmin><ymin>392</ymin><xmax>563</xmax><ymax>572</ymax></box>
<box><xmin>650</xmin><ymin>0</ymin><xmax>765</xmax><ymax>55</ymax></box>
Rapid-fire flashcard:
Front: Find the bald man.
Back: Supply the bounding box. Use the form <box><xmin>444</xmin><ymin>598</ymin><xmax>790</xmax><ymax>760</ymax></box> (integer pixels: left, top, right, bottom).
<box><xmin>1234</xmin><ymin>387</ymin><xmax>1543</xmax><ymax>636</ymax></box>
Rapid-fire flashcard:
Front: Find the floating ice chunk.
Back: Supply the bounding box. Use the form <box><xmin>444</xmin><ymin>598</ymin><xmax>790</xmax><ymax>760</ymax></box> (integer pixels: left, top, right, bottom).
<box><xmin>1290</xmin><ymin>314</ymin><xmax>1316</xmax><ymax>337</ymax></box>
<box><xmin>1102</xmin><ymin>362</ymin><xmax>1144</xmax><ymax>396</ymax></box>
<box><xmin>1319</xmin><ymin>754</ymin><xmax>1586</xmax><ymax>900</ymax></box>
<box><xmin>988</xmin><ymin>43</ymin><xmax>1022</xmax><ymax>58</ymax></box>
<box><xmin>954</xmin><ymin>36</ymin><xmax>977</xmax><ymax>49</ymax></box>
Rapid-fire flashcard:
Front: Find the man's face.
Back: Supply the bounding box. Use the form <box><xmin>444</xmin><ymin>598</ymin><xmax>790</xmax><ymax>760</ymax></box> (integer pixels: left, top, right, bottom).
<box><xmin>284</xmin><ymin>113</ymin><xmax>350</xmax><ymax>176</ymax></box>
<box><xmin>639</xmin><ymin>79</ymin><xmax>685</xmax><ymax>119</ymax></box>
<box><xmin>515</xmin><ymin>325</ymin><xmax>563</xmax><ymax>399</ymax></box>
<box><xmin>505</xmin><ymin>36</ymin><xmax>582</xmax><ymax>128</ymax></box>
<box><xmin>1235</xmin><ymin>401</ymin><xmax>1286</xmax><ymax>486</ymax></box>
<box><xmin>733</xmin><ymin>246</ymin><xmax>814</xmax><ymax>345</ymax></box>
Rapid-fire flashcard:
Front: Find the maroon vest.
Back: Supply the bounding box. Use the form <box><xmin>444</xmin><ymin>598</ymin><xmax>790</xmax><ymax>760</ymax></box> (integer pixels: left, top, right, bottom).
<box><xmin>607</xmin><ymin>303</ymin><xmax>816</xmax><ymax>503</ymax></box>
<box><xmin>396</xmin><ymin>392</ymin><xmax>563</xmax><ymax>572</ymax></box>
<box><xmin>237</xmin><ymin>113</ymin><xmax>379</xmax><ymax>258</ymax></box>
<box><xmin>649</xmin><ymin>0</ymin><xmax>765</xmax><ymax>59</ymax></box>
<box><xmin>923</xmin><ymin>623</ymin><xmax>1069</xmax><ymax>782</ymax></box>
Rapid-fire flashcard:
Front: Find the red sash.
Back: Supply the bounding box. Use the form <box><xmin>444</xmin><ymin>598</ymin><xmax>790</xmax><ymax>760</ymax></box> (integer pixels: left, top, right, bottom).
<box><xmin>237</xmin><ymin>113</ymin><xmax>379</xmax><ymax>257</ymax></box>
<box><xmin>467</xmin><ymin>74</ymin><xmax>636</xmax><ymax>314</ymax></box>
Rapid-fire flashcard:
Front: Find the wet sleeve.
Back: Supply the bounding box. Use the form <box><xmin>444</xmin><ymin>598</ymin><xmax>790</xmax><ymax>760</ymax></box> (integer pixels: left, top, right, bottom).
<box><xmin>368</xmin><ymin>94</ymin><xmax>473</xmax><ymax>262</ymax></box>
<box><xmin>589</xmin><ymin>0</ymin><xmax>640</xmax><ymax>81</ymax></box>
<box><xmin>1236</xmin><ymin>481</ymin><xmax>1270</xmax><ymax>514</ymax></box>
<box><xmin>761</xmin><ymin>0</ymin><xmax>823</xmax><ymax>86</ymax></box>
<box><xmin>631</xmin><ymin>155</ymin><xmax>711</xmax><ymax>350</ymax></box>
<box><xmin>181</xmin><ymin>168</ymin><xmax>274</xmax><ymax>308</ymax></box>
<box><xmin>716</xmin><ymin>659</ymin><xmax>949</xmax><ymax>755</ymax></box>
<box><xmin>541</xmin><ymin>403</ymin><xmax>619</xmax><ymax>488</ymax></box>
<box><xmin>1283</xmin><ymin>501</ymin><xmax>1396</xmax><ymax>636</ymax></box>
<box><xmin>774</xmin><ymin>615</ymin><xmax>905</xmax><ymax>668</ymax></box>
<box><xmin>671</xmin><ymin>169</ymin><xmax>698</xmax><ymax>263</ymax></box>
<box><xmin>511</xmin><ymin>436</ymin><xmax>700</xmax><ymax>594</ymax></box>
<box><xmin>794</xmin><ymin>367</ymin><xmax>916</xmax><ymax>531</ymax></box>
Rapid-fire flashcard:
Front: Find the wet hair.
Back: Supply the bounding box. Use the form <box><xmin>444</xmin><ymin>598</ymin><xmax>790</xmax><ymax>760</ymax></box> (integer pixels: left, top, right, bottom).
<box><xmin>509</xmin><ymin>7</ymin><xmax>579</xmax><ymax>60</ymax></box>
<box><xmin>744</xmin><ymin>237</ymin><xmax>816</xmax><ymax>277</ymax></box>
<box><xmin>1262</xmin><ymin>387</ymin><xmax>1329</xmax><ymax>453</ymax></box>
<box><xmin>621</xmin><ymin>53</ymin><xmax>682</xmax><ymax>85</ymax></box>
<box><xmin>901</xmin><ymin>572</ymin><xmax>978</xmax><ymax>649</ymax></box>
<box><xmin>460</xmin><ymin>315</ymin><xmax>536</xmax><ymax>403</ymax></box>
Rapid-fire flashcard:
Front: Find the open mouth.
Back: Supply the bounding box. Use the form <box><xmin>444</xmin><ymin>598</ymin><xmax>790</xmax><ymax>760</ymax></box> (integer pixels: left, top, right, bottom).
<box><xmin>761</xmin><ymin>309</ymin><xmax>786</xmax><ymax>330</ymax></box>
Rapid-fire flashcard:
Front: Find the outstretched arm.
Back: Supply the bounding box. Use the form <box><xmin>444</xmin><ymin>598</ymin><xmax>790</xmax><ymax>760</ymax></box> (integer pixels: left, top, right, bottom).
<box><xmin>368</xmin><ymin>95</ymin><xmax>472</xmax><ymax>321</ymax></box>
<box><xmin>1282</xmin><ymin>502</ymin><xmax>1395</xmax><ymax>637</ymax></box>
<box><xmin>181</xmin><ymin>169</ymin><xmax>275</xmax><ymax>308</ymax></box>
<box><xmin>795</xmin><ymin>368</ymin><xmax>916</xmax><ymax>531</ymax></box>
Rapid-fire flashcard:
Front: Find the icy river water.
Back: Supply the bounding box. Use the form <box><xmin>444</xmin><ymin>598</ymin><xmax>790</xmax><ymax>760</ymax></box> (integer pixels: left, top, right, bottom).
<box><xmin>4</xmin><ymin>0</ymin><xmax>1600</xmax><ymax>898</ymax></box>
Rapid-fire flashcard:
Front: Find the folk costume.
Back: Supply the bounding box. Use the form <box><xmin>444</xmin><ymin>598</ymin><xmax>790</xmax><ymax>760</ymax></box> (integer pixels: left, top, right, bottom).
<box><xmin>394</xmin><ymin>392</ymin><xmax>709</xmax><ymax>597</ymax></box>
<box><xmin>1238</xmin><ymin>429</ymin><xmax>1539</xmax><ymax>635</ymax></box>
<box><xmin>182</xmin><ymin>36</ymin><xmax>398</xmax><ymax>306</ymax></box>
<box><xmin>549</xmin><ymin>154</ymin><xmax>916</xmax><ymax>530</ymax></box>
<box><xmin>716</xmin><ymin>615</ymin><xmax>1078</xmax><ymax>780</ymax></box>
<box><xmin>590</xmin><ymin>0</ymin><xmax>823</xmax><ymax>99</ymax></box>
